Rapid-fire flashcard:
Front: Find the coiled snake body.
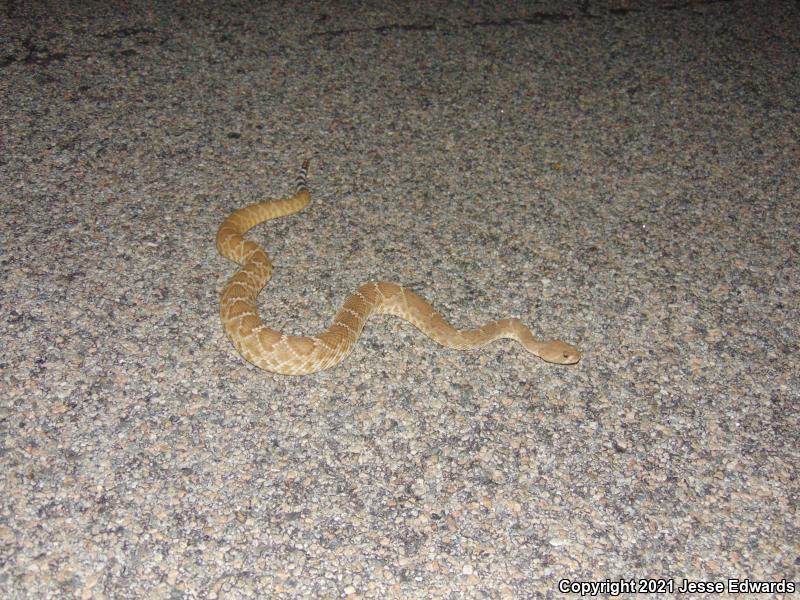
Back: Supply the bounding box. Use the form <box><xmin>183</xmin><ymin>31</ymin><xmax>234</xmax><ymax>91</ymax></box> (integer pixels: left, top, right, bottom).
<box><xmin>216</xmin><ymin>161</ymin><xmax>582</xmax><ymax>375</ymax></box>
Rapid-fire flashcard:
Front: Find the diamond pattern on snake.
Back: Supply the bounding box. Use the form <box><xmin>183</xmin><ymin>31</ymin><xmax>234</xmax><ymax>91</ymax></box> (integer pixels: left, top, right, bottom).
<box><xmin>216</xmin><ymin>160</ymin><xmax>582</xmax><ymax>375</ymax></box>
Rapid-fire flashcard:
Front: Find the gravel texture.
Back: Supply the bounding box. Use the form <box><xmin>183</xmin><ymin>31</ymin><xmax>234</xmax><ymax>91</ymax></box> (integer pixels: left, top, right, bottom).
<box><xmin>1</xmin><ymin>1</ymin><xmax>798</xmax><ymax>598</ymax></box>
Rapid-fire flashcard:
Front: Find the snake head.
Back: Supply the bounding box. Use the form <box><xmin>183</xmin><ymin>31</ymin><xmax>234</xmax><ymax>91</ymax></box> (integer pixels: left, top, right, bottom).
<box><xmin>539</xmin><ymin>340</ymin><xmax>582</xmax><ymax>365</ymax></box>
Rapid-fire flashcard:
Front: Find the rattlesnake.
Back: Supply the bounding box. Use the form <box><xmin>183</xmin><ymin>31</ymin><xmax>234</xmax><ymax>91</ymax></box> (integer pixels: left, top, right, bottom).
<box><xmin>216</xmin><ymin>160</ymin><xmax>582</xmax><ymax>375</ymax></box>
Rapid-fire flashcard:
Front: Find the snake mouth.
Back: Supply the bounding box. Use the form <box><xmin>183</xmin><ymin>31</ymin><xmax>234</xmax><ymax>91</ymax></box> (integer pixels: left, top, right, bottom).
<box><xmin>565</xmin><ymin>352</ymin><xmax>582</xmax><ymax>364</ymax></box>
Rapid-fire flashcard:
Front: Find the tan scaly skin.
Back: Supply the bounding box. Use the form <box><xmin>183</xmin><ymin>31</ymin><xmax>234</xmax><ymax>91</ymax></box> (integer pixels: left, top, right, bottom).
<box><xmin>217</xmin><ymin>160</ymin><xmax>582</xmax><ymax>375</ymax></box>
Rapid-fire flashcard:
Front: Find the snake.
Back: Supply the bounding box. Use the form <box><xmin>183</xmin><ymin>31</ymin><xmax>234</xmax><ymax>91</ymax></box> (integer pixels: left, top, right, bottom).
<box><xmin>216</xmin><ymin>160</ymin><xmax>582</xmax><ymax>375</ymax></box>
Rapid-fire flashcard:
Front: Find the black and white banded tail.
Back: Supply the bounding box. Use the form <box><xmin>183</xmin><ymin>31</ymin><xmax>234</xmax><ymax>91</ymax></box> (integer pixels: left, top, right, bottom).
<box><xmin>295</xmin><ymin>159</ymin><xmax>311</xmax><ymax>194</ymax></box>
